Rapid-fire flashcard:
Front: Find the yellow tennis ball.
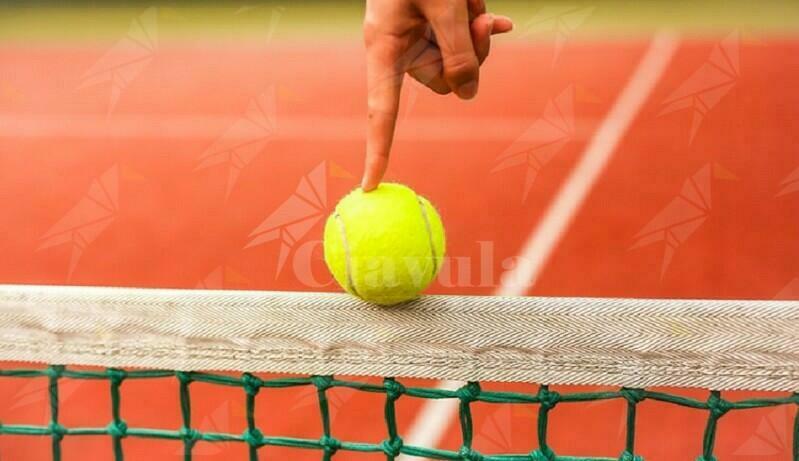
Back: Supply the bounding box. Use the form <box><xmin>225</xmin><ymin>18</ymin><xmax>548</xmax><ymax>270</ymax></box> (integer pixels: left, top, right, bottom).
<box><xmin>324</xmin><ymin>183</ymin><xmax>446</xmax><ymax>305</ymax></box>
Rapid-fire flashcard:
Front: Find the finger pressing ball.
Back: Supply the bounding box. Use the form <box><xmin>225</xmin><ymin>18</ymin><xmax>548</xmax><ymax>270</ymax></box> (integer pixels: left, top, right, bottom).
<box><xmin>324</xmin><ymin>183</ymin><xmax>446</xmax><ymax>305</ymax></box>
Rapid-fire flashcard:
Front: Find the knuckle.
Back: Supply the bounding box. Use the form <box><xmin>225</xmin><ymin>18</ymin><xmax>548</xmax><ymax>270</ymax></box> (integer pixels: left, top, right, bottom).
<box><xmin>429</xmin><ymin>84</ymin><xmax>452</xmax><ymax>95</ymax></box>
<box><xmin>444</xmin><ymin>52</ymin><xmax>479</xmax><ymax>83</ymax></box>
<box><xmin>367</xmin><ymin>104</ymin><xmax>398</xmax><ymax>122</ymax></box>
<box><xmin>362</xmin><ymin>20</ymin><xmax>379</xmax><ymax>46</ymax></box>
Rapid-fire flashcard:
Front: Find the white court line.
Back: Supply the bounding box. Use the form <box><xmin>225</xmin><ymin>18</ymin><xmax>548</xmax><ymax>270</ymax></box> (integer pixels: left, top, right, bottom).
<box><xmin>397</xmin><ymin>31</ymin><xmax>680</xmax><ymax>460</ymax></box>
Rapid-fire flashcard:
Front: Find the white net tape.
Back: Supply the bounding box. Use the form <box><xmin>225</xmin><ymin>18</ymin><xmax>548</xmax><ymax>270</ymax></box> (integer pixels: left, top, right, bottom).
<box><xmin>0</xmin><ymin>284</ymin><xmax>797</xmax><ymax>391</ymax></box>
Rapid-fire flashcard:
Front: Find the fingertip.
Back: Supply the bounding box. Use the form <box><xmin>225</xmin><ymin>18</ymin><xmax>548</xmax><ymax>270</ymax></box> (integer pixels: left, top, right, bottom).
<box><xmin>361</xmin><ymin>170</ymin><xmax>379</xmax><ymax>191</ymax></box>
<box><xmin>456</xmin><ymin>80</ymin><xmax>478</xmax><ymax>99</ymax></box>
<box><xmin>361</xmin><ymin>179</ymin><xmax>376</xmax><ymax>192</ymax></box>
<box><xmin>492</xmin><ymin>15</ymin><xmax>514</xmax><ymax>34</ymax></box>
<box><xmin>362</xmin><ymin>151</ymin><xmax>388</xmax><ymax>192</ymax></box>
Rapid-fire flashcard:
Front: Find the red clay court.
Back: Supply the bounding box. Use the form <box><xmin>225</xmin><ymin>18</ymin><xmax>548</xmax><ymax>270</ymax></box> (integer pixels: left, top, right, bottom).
<box><xmin>0</xmin><ymin>3</ymin><xmax>798</xmax><ymax>460</ymax></box>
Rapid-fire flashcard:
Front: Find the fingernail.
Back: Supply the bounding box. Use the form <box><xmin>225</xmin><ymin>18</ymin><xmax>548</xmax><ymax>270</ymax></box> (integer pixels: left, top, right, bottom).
<box><xmin>361</xmin><ymin>178</ymin><xmax>376</xmax><ymax>192</ymax></box>
<box><xmin>488</xmin><ymin>13</ymin><xmax>495</xmax><ymax>34</ymax></box>
<box><xmin>458</xmin><ymin>80</ymin><xmax>478</xmax><ymax>99</ymax></box>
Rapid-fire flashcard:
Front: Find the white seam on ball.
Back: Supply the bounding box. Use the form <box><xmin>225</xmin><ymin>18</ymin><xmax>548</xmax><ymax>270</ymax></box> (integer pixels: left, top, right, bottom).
<box><xmin>416</xmin><ymin>196</ymin><xmax>438</xmax><ymax>278</ymax></box>
<box><xmin>333</xmin><ymin>212</ymin><xmax>360</xmax><ymax>298</ymax></box>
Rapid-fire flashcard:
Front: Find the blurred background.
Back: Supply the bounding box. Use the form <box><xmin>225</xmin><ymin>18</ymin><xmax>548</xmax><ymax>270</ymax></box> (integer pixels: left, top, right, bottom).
<box><xmin>1</xmin><ymin>1</ymin><xmax>798</xmax><ymax>460</ymax></box>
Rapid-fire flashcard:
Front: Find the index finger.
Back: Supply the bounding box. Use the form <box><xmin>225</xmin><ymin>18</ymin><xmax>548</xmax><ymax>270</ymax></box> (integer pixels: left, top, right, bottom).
<box><xmin>362</xmin><ymin>36</ymin><xmax>405</xmax><ymax>192</ymax></box>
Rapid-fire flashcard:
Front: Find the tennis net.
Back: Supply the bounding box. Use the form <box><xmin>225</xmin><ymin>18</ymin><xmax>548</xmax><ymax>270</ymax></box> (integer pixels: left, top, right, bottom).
<box><xmin>0</xmin><ymin>284</ymin><xmax>797</xmax><ymax>460</ymax></box>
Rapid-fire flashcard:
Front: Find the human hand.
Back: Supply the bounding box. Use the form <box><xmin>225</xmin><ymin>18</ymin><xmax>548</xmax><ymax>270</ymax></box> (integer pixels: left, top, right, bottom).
<box><xmin>361</xmin><ymin>0</ymin><xmax>513</xmax><ymax>191</ymax></box>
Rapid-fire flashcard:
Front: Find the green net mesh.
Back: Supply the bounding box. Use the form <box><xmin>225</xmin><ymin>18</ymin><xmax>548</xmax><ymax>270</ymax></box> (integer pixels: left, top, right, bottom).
<box><xmin>0</xmin><ymin>365</ymin><xmax>797</xmax><ymax>461</ymax></box>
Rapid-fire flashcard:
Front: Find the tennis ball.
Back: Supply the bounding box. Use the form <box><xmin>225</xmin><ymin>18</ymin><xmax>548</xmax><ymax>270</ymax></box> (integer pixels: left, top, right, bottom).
<box><xmin>324</xmin><ymin>183</ymin><xmax>445</xmax><ymax>305</ymax></box>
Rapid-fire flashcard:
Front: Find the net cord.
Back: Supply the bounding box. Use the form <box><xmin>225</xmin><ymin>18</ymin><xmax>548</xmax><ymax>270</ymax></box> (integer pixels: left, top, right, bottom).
<box><xmin>0</xmin><ymin>284</ymin><xmax>797</xmax><ymax>391</ymax></box>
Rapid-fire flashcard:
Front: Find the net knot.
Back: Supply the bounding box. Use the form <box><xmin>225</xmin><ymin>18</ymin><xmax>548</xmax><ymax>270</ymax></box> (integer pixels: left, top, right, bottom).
<box><xmin>537</xmin><ymin>387</ymin><xmax>560</xmax><ymax>410</ymax></box>
<box><xmin>311</xmin><ymin>375</ymin><xmax>334</xmax><ymax>391</ymax></box>
<box><xmin>49</xmin><ymin>422</ymin><xmax>67</xmax><ymax>441</ymax></box>
<box><xmin>108</xmin><ymin>368</ymin><xmax>127</xmax><ymax>385</ymax></box>
<box><xmin>381</xmin><ymin>437</ymin><xmax>403</xmax><ymax>457</ymax></box>
<box><xmin>179</xmin><ymin>427</ymin><xmax>201</xmax><ymax>444</ymax></box>
<box><xmin>620</xmin><ymin>388</ymin><xmax>646</xmax><ymax>405</ymax></box>
<box><xmin>384</xmin><ymin>379</ymin><xmax>405</xmax><ymax>400</ymax></box>
<box><xmin>619</xmin><ymin>450</ymin><xmax>643</xmax><ymax>461</ymax></box>
<box><xmin>458</xmin><ymin>446</ymin><xmax>484</xmax><ymax>461</ymax></box>
<box><xmin>176</xmin><ymin>371</ymin><xmax>193</xmax><ymax>384</ymax></box>
<box><xmin>46</xmin><ymin>365</ymin><xmax>65</xmax><ymax>379</ymax></box>
<box><xmin>107</xmin><ymin>420</ymin><xmax>128</xmax><ymax>438</ymax></box>
<box><xmin>242</xmin><ymin>373</ymin><xmax>262</xmax><ymax>396</ymax></box>
<box><xmin>530</xmin><ymin>448</ymin><xmax>556</xmax><ymax>461</ymax></box>
<box><xmin>707</xmin><ymin>393</ymin><xmax>731</xmax><ymax>418</ymax></box>
<box><xmin>243</xmin><ymin>428</ymin><xmax>265</xmax><ymax>447</ymax></box>
<box><xmin>320</xmin><ymin>435</ymin><xmax>341</xmax><ymax>454</ymax></box>
<box><xmin>456</xmin><ymin>382</ymin><xmax>481</xmax><ymax>402</ymax></box>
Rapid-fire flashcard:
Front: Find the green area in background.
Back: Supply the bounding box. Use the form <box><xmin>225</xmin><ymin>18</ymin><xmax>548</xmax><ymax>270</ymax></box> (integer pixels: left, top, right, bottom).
<box><xmin>1</xmin><ymin>0</ymin><xmax>798</xmax><ymax>43</ymax></box>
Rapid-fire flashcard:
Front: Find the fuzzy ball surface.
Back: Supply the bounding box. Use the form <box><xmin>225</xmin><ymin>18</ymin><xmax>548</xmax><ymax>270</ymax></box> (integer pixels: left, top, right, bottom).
<box><xmin>323</xmin><ymin>183</ymin><xmax>446</xmax><ymax>305</ymax></box>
